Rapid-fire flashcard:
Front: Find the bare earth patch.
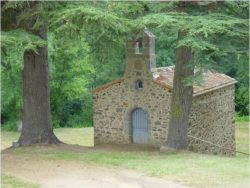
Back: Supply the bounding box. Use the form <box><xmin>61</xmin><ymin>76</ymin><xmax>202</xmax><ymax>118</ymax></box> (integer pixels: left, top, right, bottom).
<box><xmin>2</xmin><ymin>148</ymin><xmax>190</xmax><ymax>188</ymax></box>
<box><xmin>2</xmin><ymin>124</ymin><xmax>248</xmax><ymax>188</ymax></box>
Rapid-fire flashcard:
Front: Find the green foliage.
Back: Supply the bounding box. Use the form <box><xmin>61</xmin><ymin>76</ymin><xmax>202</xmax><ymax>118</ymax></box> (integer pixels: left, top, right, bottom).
<box><xmin>131</xmin><ymin>4</ymin><xmax>248</xmax><ymax>97</ymax></box>
<box><xmin>1</xmin><ymin>45</ymin><xmax>23</xmax><ymax>125</ymax></box>
<box><xmin>48</xmin><ymin>32</ymin><xmax>94</xmax><ymax>128</ymax></box>
<box><xmin>46</xmin><ymin>3</ymin><xmax>131</xmax><ymax>128</ymax></box>
<box><xmin>58</xmin><ymin>99</ymin><xmax>83</xmax><ymax>127</ymax></box>
<box><xmin>1</xmin><ymin>30</ymin><xmax>47</xmax><ymax>127</ymax></box>
<box><xmin>56</xmin><ymin>94</ymin><xmax>93</xmax><ymax>128</ymax></box>
<box><xmin>49</xmin><ymin>3</ymin><xmax>129</xmax><ymax>47</ymax></box>
<box><xmin>1</xmin><ymin>29</ymin><xmax>46</xmax><ymax>54</ymax></box>
<box><xmin>1</xmin><ymin>120</ymin><xmax>17</xmax><ymax>132</ymax></box>
<box><xmin>135</xmin><ymin>12</ymin><xmax>248</xmax><ymax>53</ymax></box>
<box><xmin>2</xmin><ymin>1</ymin><xmax>28</xmax><ymax>11</ymax></box>
<box><xmin>153</xmin><ymin>28</ymin><xmax>177</xmax><ymax>67</ymax></box>
<box><xmin>81</xmin><ymin>93</ymin><xmax>94</xmax><ymax>127</ymax></box>
<box><xmin>235</xmin><ymin>114</ymin><xmax>249</xmax><ymax>122</ymax></box>
<box><xmin>1</xmin><ymin>4</ymin><xmax>47</xmax><ymax>128</ymax></box>
<box><xmin>1</xmin><ymin>1</ymin><xmax>249</xmax><ymax>129</ymax></box>
<box><xmin>211</xmin><ymin>49</ymin><xmax>249</xmax><ymax>116</ymax></box>
<box><xmin>236</xmin><ymin>87</ymin><xmax>249</xmax><ymax>116</ymax></box>
<box><xmin>138</xmin><ymin>3</ymin><xmax>249</xmax><ymax>116</ymax></box>
<box><xmin>105</xmin><ymin>1</ymin><xmax>147</xmax><ymax>18</ymax></box>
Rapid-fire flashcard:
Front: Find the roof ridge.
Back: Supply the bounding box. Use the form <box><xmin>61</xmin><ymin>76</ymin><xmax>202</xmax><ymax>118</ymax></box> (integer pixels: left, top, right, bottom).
<box><xmin>151</xmin><ymin>66</ymin><xmax>237</xmax><ymax>96</ymax></box>
<box><xmin>92</xmin><ymin>78</ymin><xmax>124</xmax><ymax>93</ymax></box>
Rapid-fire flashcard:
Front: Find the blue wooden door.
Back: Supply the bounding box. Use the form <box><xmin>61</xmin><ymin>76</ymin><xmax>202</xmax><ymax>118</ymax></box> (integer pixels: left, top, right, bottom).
<box><xmin>132</xmin><ymin>109</ymin><xmax>149</xmax><ymax>144</ymax></box>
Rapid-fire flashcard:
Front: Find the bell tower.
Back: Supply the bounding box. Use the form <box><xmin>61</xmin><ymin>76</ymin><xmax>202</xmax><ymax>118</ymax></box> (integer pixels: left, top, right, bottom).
<box><xmin>125</xmin><ymin>30</ymin><xmax>156</xmax><ymax>76</ymax></box>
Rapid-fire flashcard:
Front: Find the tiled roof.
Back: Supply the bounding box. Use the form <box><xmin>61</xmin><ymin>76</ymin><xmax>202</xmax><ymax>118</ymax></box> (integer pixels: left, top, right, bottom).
<box><xmin>92</xmin><ymin>66</ymin><xmax>236</xmax><ymax>95</ymax></box>
<box><xmin>152</xmin><ymin>66</ymin><xmax>237</xmax><ymax>96</ymax></box>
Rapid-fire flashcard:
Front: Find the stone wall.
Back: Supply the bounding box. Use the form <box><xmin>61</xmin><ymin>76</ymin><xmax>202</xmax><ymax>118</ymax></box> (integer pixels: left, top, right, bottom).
<box><xmin>188</xmin><ymin>85</ymin><xmax>236</xmax><ymax>155</ymax></box>
<box><xmin>93</xmin><ymin>72</ymin><xmax>172</xmax><ymax>146</ymax></box>
<box><xmin>93</xmin><ymin>80</ymin><xmax>235</xmax><ymax>155</ymax></box>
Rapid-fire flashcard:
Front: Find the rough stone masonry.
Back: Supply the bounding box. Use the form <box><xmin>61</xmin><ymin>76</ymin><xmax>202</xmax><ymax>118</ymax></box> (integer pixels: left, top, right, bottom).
<box><xmin>92</xmin><ymin>30</ymin><xmax>236</xmax><ymax>155</ymax></box>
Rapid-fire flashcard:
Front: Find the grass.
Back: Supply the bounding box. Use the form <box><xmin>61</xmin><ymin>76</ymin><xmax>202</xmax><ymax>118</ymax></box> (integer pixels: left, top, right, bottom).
<box><xmin>1</xmin><ymin>122</ymin><xmax>249</xmax><ymax>188</ymax></box>
<box><xmin>235</xmin><ymin>122</ymin><xmax>249</xmax><ymax>153</ymax></box>
<box><xmin>54</xmin><ymin>127</ymin><xmax>94</xmax><ymax>146</ymax></box>
<box><xmin>235</xmin><ymin>115</ymin><xmax>249</xmax><ymax>122</ymax></box>
<box><xmin>1</xmin><ymin>131</ymin><xmax>20</xmax><ymax>150</ymax></box>
<box><xmin>47</xmin><ymin>150</ymin><xmax>249</xmax><ymax>188</ymax></box>
<box><xmin>1</xmin><ymin>127</ymin><xmax>94</xmax><ymax>150</ymax></box>
<box><xmin>1</xmin><ymin>174</ymin><xmax>39</xmax><ymax>188</ymax></box>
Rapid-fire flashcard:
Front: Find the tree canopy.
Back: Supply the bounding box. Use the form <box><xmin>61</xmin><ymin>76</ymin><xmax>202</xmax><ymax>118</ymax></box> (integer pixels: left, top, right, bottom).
<box><xmin>1</xmin><ymin>1</ymin><xmax>249</xmax><ymax>131</ymax></box>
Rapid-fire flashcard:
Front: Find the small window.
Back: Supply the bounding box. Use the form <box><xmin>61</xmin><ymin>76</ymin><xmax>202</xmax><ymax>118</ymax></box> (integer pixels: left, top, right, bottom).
<box><xmin>136</xmin><ymin>80</ymin><xmax>143</xmax><ymax>89</ymax></box>
<box><xmin>135</xmin><ymin>40</ymin><xmax>143</xmax><ymax>54</ymax></box>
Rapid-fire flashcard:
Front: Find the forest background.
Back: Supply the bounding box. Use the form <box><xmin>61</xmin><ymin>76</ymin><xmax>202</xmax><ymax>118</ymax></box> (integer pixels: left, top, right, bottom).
<box><xmin>1</xmin><ymin>1</ymin><xmax>249</xmax><ymax>131</ymax></box>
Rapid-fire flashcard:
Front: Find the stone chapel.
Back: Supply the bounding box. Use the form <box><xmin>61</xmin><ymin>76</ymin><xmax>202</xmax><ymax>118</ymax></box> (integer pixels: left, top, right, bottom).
<box><xmin>92</xmin><ymin>30</ymin><xmax>236</xmax><ymax>155</ymax></box>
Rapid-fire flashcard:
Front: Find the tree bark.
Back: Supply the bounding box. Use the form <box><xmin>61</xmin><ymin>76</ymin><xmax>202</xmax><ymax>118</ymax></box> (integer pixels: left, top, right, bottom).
<box><xmin>165</xmin><ymin>30</ymin><xmax>194</xmax><ymax>149</ymax></box>
<box><xmin>16</xmin><ymin>23</ymin><xmax>60</xmax><ymax>146</ymax></box>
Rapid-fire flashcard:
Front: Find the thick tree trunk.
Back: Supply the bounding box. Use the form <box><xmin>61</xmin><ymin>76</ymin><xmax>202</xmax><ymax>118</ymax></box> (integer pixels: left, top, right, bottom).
<box><xmin>16</xmin><ymin>24</ymin><xmax>60</xmax><ymax>146</ymax></box>
<box><xmin>164</xmin><ymin>30</ymin><xmax>194</xmax><ymax>149</ymax></box>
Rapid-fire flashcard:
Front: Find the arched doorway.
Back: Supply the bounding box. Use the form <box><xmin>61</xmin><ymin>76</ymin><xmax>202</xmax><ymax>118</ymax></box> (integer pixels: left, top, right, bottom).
<box><xmin>132</xmin><ymin>108</ymin><xmax>149</xmax><ymax>144</ymax></box>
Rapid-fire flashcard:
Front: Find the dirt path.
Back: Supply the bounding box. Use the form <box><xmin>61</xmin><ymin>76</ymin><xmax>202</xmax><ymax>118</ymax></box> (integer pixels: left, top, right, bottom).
<box><xmin>2</xmin><ymin>152</ymin><xmax>190</xmax><ymax>188</ymax></box>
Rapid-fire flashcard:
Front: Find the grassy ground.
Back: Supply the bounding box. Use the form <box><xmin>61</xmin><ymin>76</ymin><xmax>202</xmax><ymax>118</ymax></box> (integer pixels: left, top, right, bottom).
<box><xmin>1</xmin><ymin>128</ymin><xmax>94</xmax><ymax>188</ymax></box>
<box><xmin>1</xmin><ymin>123</ymin><xmax>249</xmax><ymax>188</ymax></box>
<box><xmin>0</xmin><ymin>127</ymin><xmax>94</xmax><ymax>150</ymax></box>
<box><xmin>1</xmin><ymin>174</ymin><xmax>39</xmax><ymax>188</ymax></box>
<box><xmin>235</xmin><ymin>122</ymin><xmax>249</xmax><ymax>153</ymax></box>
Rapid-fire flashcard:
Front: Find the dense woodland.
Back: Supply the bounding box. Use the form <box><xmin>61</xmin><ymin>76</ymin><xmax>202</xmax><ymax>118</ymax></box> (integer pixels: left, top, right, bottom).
<box><xmin>1</xmin><ymin>1</ymin><xmax>249</xmax><ymax>133</ymax></box>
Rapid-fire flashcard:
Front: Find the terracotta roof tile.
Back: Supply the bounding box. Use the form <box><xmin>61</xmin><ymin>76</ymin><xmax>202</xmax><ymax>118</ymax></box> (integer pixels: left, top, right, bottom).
<box><xmin>151</xmin><ymin>66</ymin><xmax>237</xmax><ymax>96</ymax></box>
<box><xmin>93</xmin><ymin>66</ymin><xmax>236</xmax><ymax>96</ymax></box>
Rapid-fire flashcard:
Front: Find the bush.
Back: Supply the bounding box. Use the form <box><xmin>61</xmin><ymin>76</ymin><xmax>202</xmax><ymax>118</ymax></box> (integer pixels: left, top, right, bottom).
<box><xmin>58</xmin><ymin>99</ymin><xmax>82</xmax><ymax>127</ymax></box>
<box><xmin>81</xmin><ymin>94</ymin><xmax>93</xmax><ymax>127</ymax></box>
<box><xmin>56</xmin><ymin>94</ymin><xmax>93</xmax><ymax>128</ymax></box>
<box><xmin>235</xmin><ymin>86</ymin><xmax>249</xmax><ymax>116</ymax></box>
<box><xmin>235</xmin><ymin>113</ymin><xmax>249</xmax><ymax>122</ymax></box>
<box><xmin>1</xmin><ymin>120</ymin><xmax>17</xmax><ymax>131</ymax></box>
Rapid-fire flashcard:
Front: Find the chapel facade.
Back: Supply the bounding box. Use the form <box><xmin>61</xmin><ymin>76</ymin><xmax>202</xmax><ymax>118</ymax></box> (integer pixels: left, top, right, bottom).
<box><xmin>92</xmin><ymin>30</ymin><xmax>236</xmax><ymax>155</ymax></box>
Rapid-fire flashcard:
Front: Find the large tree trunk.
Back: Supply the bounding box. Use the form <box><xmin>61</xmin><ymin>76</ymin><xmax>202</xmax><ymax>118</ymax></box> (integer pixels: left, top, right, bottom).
<box><xmin>164</xmin><ymin>30</ymin><xmax>194</xmax><ymax>149</ymax></box>
<box><xmin>16</xmin><ymin>24</ymin><xmax>60</xmax><ymax>146</ymax></box>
